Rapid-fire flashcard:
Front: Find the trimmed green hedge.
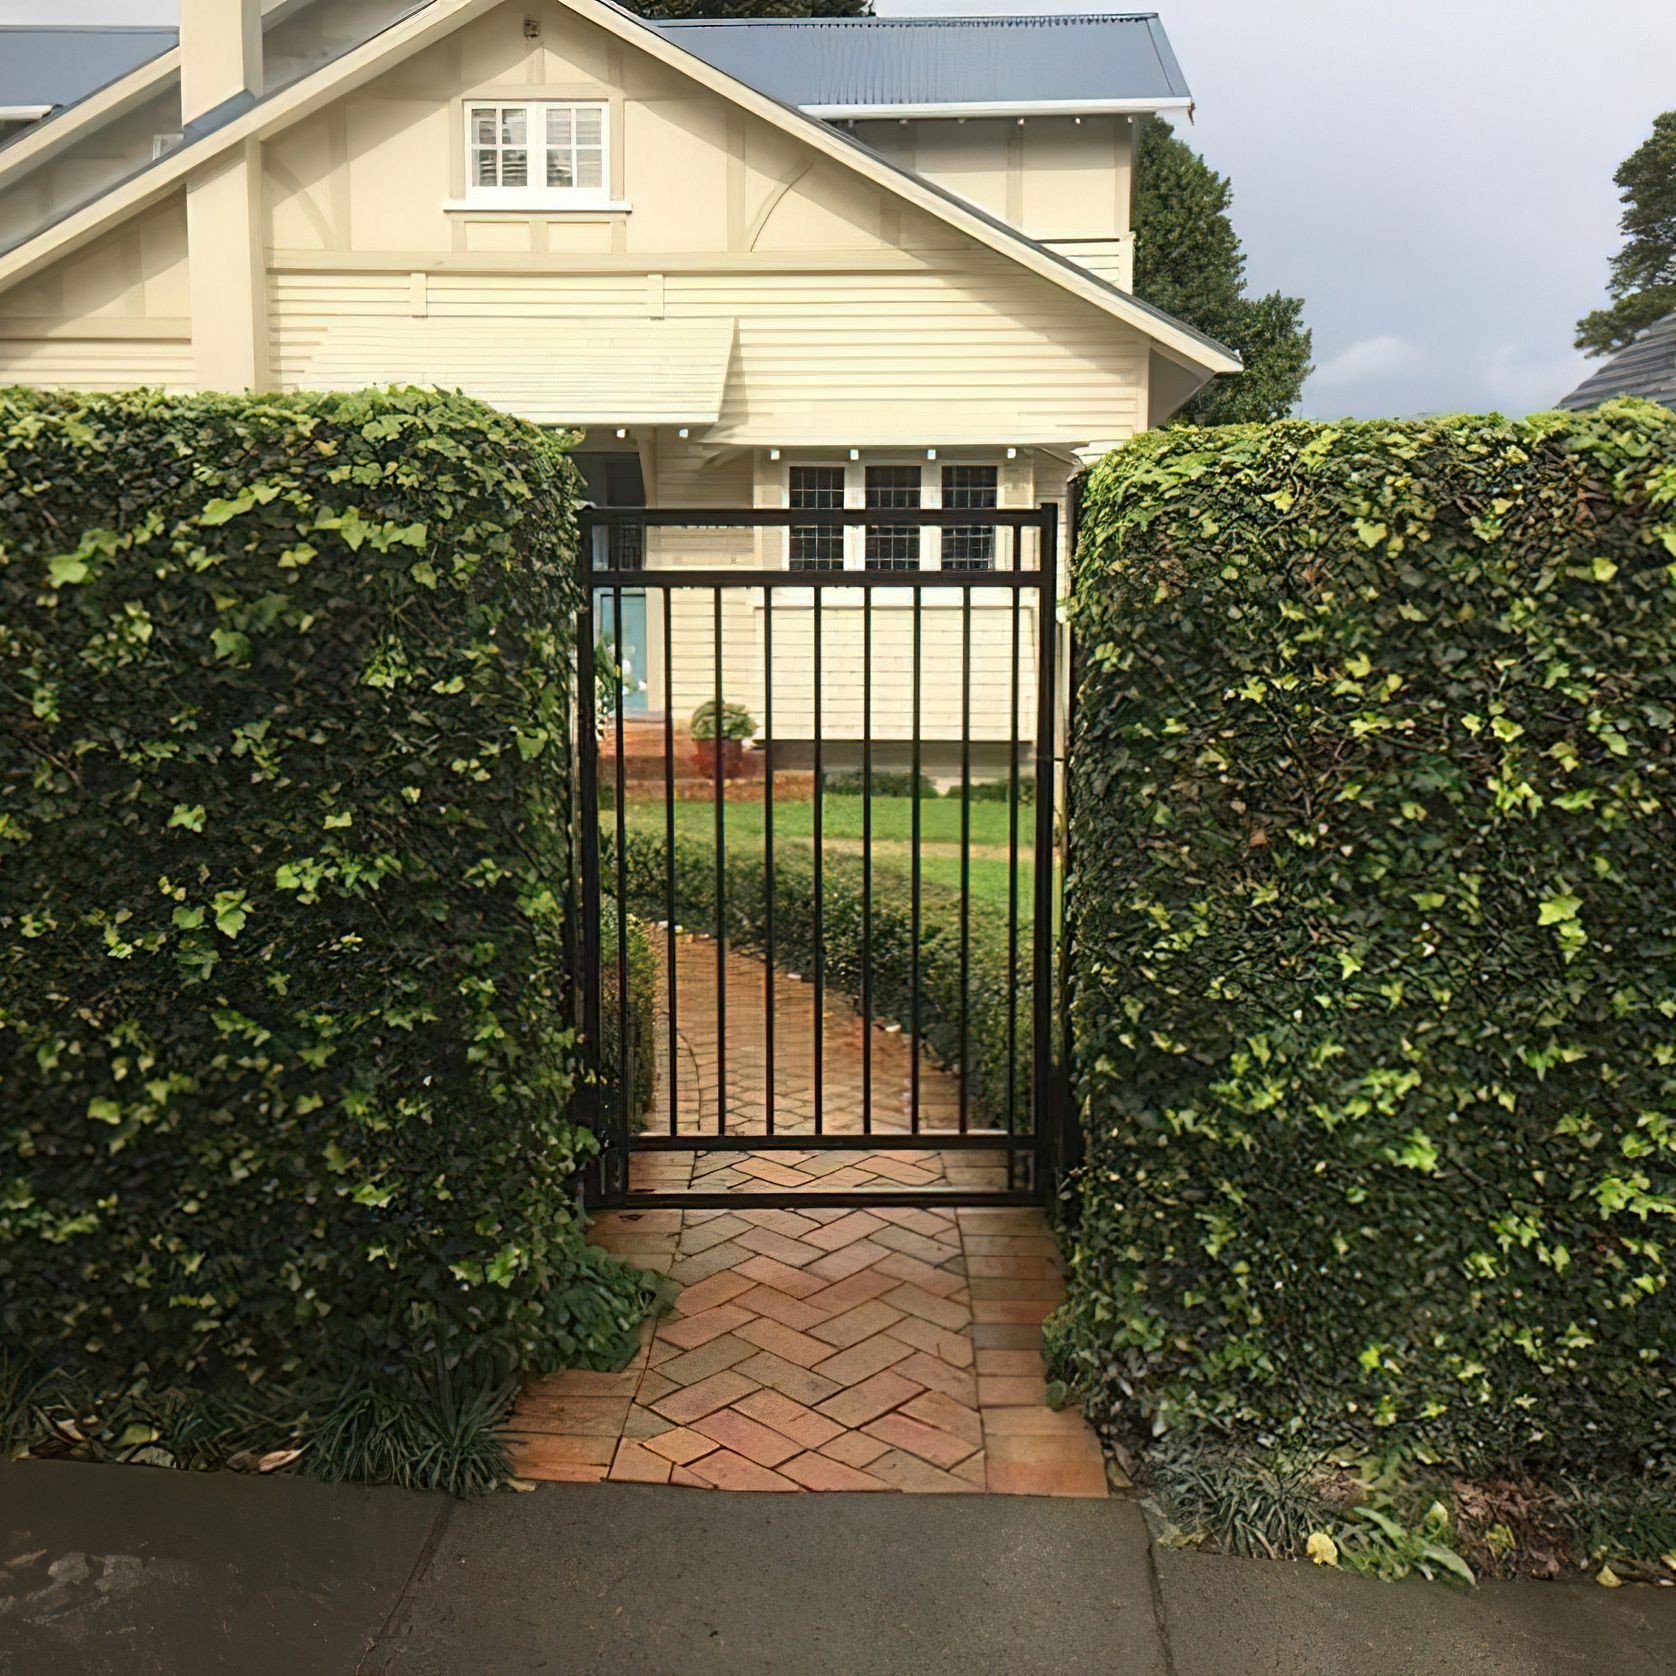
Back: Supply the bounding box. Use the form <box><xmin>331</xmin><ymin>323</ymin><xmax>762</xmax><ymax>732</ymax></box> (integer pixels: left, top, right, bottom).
<box><xmin>602</xmin><ymin>826</ymin><xmax>1034</xmax><ymax>1131</ymax></box>
<box><xmin>1052</xmin><ymin>403</ymin><xmax>1676</xmax><ymax>1487</ymax></box>
<box><xmin>0</xmin><ymin>389</ymin><xmax>653</xmax><ymax>1450</ymax></box>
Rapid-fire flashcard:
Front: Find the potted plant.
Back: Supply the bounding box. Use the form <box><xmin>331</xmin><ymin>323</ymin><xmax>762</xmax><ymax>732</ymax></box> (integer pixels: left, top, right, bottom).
<box><xmin>690</xmin><ymin>700</ymin><xmax>756</xmax><ymax>779</ymax></box>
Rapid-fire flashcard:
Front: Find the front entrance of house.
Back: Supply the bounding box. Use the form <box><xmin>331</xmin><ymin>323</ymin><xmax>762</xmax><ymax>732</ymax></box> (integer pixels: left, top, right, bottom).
<box><xmin>574</xmin><ymin>503</ymin><xmax>1064</xmax><ymax>1212</ymax></box>
<box><xmin>513</xmin><ymin>499</ymin><xmax>1108</xmax><ymax>1494</ymax></box>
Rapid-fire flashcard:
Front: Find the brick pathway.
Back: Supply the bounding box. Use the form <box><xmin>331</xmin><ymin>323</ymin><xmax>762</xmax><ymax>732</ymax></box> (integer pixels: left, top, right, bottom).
<box><xmin>507</xmin><ymin>938</ymin><xmax>1109</xmax><ymax>1497</ymax></box>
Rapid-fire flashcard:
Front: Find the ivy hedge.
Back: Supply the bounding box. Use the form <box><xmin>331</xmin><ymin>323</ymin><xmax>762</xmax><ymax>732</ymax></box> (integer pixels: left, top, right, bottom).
<box><xmin>603</xmin><ymin>825</ymin><xmax>1034</xmax><ymax>1133</ymax></box>
<box><xmin>1051</xmin><ymin>403</ymin><xmax>1676</xmax><ymax>1497</ymax></box>
<box><xmin>0</xmin><ymin>388</ymin><xmax>654</xmax><ymax>1481</ymax></box>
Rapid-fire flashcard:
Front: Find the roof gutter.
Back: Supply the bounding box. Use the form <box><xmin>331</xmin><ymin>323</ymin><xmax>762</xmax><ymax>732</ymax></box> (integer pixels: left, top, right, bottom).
<box><xmin>810</xmin><ymin>97</ymin><xmax>1193</xmax><ymax>121</ymax></box>
<box><xmin>0</xmin><ymin>106</ymin><xmax>52</xmax><ymax>123</ymax></box>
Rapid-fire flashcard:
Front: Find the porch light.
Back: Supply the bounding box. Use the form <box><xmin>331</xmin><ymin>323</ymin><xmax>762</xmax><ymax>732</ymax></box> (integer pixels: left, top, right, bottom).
<box><xmin>678</xmin><ymin>427</ymin><xmax>690</xmax><ymax>438</ymax></box>
<box><xmin>926</xmin><ymin>448</ymin><xmax>937</xmax><ymax>460</ymax></box>
<box><xmin>1007</xmin><ymin>447</ymin><xmax>1018</xmax><ymax>459</ymax></box>
<box><xmin>849</xmin><ymin>448</ymin><xmax>860</xmax><ymax>461</ymax></box>
<box><xmin>615</xmin><ymin>428</ymin><xmax>628</xmax><ymax>439</ymax></box>
<box><xmin>769</xmin><ymin>448</ymin><xmax>781</xmax><ymax>461</ymax></box>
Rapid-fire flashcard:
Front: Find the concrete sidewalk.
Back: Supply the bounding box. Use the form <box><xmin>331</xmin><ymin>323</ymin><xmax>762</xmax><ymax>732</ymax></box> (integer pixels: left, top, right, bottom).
<box><xmin>4</xmin><ymin>1460</ymin><xmax>1672</xmax><ymax>1676</ymax></box>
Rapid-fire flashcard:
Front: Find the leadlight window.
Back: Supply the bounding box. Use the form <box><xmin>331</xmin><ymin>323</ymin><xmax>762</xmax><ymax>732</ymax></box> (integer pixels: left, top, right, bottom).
<box><xmin>789</xmin><ymin>466</ymin><xmax>846</xmax><ymax>571</ymax></box>
<box><xmin>940</xmin><ymin>465</ymin><xmax>998</xmax><ymax>571</ymax></box>
<box><xmin>864</xmin><ymin>465</ymin><xmax>922</xmax><ymax>570</ymax></box>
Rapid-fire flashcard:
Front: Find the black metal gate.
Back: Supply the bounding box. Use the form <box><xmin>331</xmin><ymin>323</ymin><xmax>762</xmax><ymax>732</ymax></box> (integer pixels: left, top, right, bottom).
<box><xmin>575</xmin><ymin>503</ymin><xmax>1060</xmax><ymax>1210</ymax></box>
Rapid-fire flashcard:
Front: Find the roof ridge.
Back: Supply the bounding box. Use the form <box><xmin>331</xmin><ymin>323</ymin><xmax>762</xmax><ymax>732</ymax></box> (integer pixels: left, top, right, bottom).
<box><xmin>656</xmin><ymin>11</ymin><xmax>1161</xmax><ymax>25</ymax></box>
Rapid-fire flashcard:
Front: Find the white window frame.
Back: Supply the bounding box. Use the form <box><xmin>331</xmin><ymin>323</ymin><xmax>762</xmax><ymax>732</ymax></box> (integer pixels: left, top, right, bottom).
<box><xmin>463</xmin><ymin>99</ymin><xmax>612</xmax><ymax>209</ymax></box>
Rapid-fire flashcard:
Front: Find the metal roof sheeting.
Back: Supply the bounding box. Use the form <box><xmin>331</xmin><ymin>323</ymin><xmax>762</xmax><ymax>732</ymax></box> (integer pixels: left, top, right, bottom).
<box><xmin>0</xmin><ymin>27</ymin><xmax>175</xmax><ymax>116</ymax></box>
<box><xmin>655</xmin><ymin>12</ymin><xmax>1191</xmax><ymax>113</ymax></box>
<box><xmin>1557</xmin><ymin>315</ymin><xmax>1676</xmax><ymax>413</ymax></box>
<box><xmin>294</xmin><ymin>317</ymin><xmax>738</xmax><ymax>426</ymax></box>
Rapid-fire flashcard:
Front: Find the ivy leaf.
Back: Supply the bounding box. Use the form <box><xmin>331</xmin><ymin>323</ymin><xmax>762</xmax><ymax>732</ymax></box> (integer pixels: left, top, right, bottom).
<box><xmin>48</xmin><ymin>555</ymin><xmax>89</xmax><ymax>587</ymax></box>
<box><xmin>1537</xmin><ymin>893</ymin><xmax>1581</xmax><ymax>926</ymax></box>
<box><xmin>168</xmin><ymin>805</ymin><xmax>207</xmax><ymax>832</ymax></box>
<box><xmin>86</xmin><ymin>1098</ymin><xmax>122</xmax><ymax>1124</ymax></box>
<box><xmin>211</xmin><ymin>628</ymin><xmax>252</xmax><ymax>665</ymax></box>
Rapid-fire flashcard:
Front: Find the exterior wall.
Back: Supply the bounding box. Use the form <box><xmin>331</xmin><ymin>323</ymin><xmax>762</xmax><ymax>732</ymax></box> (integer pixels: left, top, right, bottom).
<box><xmin>0</xmin><ymin>0</ymin><xmax>1135</xmax><ymax>744</ymax></box>
<box><xmin>254</xmin><ymin>2</ymin><xmax>1150</xmax><ymax>447</ymax></box>
<box><xmin>852</xmin><ymin>115</ymin><xmax>1136</xmax><ymax>292</ymax></box>
<box><xmin>0</xmin><ymin>198</ymin><xmax>192</xmax><ymax>388</ymax></box>
<box><xmin>625</xmin><ymin>439</ymin><xmax>1067</xmax><ymax>751</ymax></box>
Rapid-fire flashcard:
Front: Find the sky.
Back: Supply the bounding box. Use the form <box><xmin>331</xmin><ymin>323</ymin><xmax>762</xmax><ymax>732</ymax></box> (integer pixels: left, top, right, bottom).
<box><xmin>3</xmin><ymin>0</ymin><xmax>1670</xmax><ymax>419</ymax></box>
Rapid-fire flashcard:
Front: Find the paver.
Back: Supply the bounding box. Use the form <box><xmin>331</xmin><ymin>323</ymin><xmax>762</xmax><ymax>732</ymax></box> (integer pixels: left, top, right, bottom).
<box><xmin>506</xmin><ymin>937</ymin><xmax>1108</xmax><ymax>1499</ymax></box>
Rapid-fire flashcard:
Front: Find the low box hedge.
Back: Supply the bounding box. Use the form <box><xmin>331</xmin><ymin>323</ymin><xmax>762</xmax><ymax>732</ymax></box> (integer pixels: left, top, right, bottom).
<box><xmin>1052</xmin><ymin>403</ymin><xmax>1675</xmax><ymax>1499</ymax></box>
<box><xmin>602</xmin><ymin>824</ymin><xmax>1035</xmax><ymax>1136</ymax></box>
<box><xmin>0</xmin><ymin>387</ymin><xmax>654</xmax><ymax>1487</ymax></box>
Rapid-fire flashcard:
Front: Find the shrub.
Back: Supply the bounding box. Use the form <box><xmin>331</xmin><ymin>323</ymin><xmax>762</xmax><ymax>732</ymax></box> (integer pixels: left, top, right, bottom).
<box><xmin>0</xmin><ymin>387</ymin><xmax>654</xmax><ymax>1479</ymax></box>
<box><xmin>689</xmin><ymin>699</ymin><xmax>756</xmax><ymax>741</ymax></box>
<box><xmin>1052</xmin><ymin>403</ymin><xmax>1676</xmax><ymax>1503</ymax></box>
<box><xmin>602</xmin><ymin>826</ymin><xmax>1035</xmax><ymax>1134</ymax></box>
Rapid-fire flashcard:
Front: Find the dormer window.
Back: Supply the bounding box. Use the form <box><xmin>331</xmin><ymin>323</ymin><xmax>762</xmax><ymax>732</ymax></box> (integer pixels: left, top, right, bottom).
<box><xmin>465</xmin><ymin>100</ymin><xmax>610</xmax><ymax>207</ymax></box>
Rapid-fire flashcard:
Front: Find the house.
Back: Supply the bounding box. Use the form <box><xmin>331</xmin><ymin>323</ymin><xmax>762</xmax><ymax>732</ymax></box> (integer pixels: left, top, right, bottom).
<box><xmin>0</xmin><ymin>1</ymin><xmax>1238</xmax><ymax>769</ymax></box>
<box><xmin>1558</xmin><ymin>313</ymin><xmax>1676</xmax><ymax>413</ymax></box>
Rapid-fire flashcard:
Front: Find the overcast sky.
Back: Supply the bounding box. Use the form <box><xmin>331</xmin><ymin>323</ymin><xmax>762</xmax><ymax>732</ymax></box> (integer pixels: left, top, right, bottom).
<box><xmin>4</xmin><ymin>0</ymin><xmax>1669</xmax><ymax>418</ymax></box>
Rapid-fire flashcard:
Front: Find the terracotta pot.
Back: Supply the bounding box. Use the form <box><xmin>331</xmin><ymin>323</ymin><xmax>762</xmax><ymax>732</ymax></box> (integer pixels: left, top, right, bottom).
<box><xmin>692</xmin><ymin>738</ymin><xmax>746</xmax><ymax>780</ymax></box>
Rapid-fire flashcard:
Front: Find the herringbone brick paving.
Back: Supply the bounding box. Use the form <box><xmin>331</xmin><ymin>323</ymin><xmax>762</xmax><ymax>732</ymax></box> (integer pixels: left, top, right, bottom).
<box><xmin>507</xmin><ymin>938</ymin><xmax>1109</xmax><ymax>1497</ymax></box>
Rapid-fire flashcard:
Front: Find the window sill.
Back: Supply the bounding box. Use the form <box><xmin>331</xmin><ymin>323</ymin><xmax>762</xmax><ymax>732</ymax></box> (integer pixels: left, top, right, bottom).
<box><xmin>443</xmin><ymin>200</ymin><xmax>632</xmax><ymax>216</ymax></box>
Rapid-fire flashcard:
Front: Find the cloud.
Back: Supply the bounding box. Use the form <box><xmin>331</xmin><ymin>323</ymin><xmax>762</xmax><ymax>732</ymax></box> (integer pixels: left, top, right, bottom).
<box><xmin>1481</xmin><ymin>342</ymin><xmax>1594</xmax><ymax>414</ymax></box>
<box><xmin>1309</xmin><ymin>335</ymin><xmax>1426</xmax><ymax>392</ymax></box>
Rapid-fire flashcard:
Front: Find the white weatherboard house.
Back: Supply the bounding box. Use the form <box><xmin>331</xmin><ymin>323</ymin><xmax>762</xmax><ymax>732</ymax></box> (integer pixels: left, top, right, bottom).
<box><xmin>0</xmin><ymin>2</ymin><xmax>1238</xmax><ymax>761</ymax></box>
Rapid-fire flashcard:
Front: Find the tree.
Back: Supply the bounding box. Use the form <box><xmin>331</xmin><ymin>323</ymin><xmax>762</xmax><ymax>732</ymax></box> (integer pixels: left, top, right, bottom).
<box><xmin>1576</xmin><ymin>112</ymin><xmax>1676</xmax><ymax>356</ymax></box>
<box><xmin>1133</xmin><ymin>119</ymin><xmax>1312</xmax><ymax>424</ymax></box>
<box><xmin>614</xmin><ymin>0</ymin><xmax>869</xmax><ymax>17</ymax></box>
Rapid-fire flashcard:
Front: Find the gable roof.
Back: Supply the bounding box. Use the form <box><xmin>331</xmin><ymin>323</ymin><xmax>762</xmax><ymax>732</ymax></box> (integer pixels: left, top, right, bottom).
<box><xmin>655</xmin><ymin>12</ymin><xmax>1192</xmax><ymax>119</ymax></box>
<box><xmin>1558</xmin><ymin>315</ymin><xmax>1676</xmax><ymax>413</ymax></box>
<box><xmin>0</xmin><ymin>26</ymin><xmax>175</xmax><ymax>122</ymax></box>
<box><xmin>0</xmin><ymin>0</ymin><xmax>1239</xmax><ymax>379</ymax></box>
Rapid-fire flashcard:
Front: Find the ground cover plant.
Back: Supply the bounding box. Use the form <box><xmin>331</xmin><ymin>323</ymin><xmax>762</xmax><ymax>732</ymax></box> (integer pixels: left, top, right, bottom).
<box><xmin>0</xmin><ymin>387</ymin><xmax>655</xmax><ymax>1489</ymax></box>
<box><xmin>1051</xmin><ymin>401</ymin><xmax>1676</xmax><ymax>1578</ymax></box>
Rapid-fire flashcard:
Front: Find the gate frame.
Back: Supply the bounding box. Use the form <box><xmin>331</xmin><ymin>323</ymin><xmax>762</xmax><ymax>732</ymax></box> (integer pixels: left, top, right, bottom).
<box><xmin>575</xmin><ymin>503</ymin><xmax>1062</xmax><ymax>1211</ymax></box>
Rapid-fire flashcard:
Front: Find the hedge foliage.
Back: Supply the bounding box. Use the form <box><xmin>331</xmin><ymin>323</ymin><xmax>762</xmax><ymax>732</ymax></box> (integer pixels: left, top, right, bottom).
<box><xmin>0</xmin><ymin>387</ymin><xmax>654</xmax><ymax>1423</ymax></box>
<box><xmin>1052</xmin><ymin>403</ymin><xmax>1676</xmax><ymax>1485</ymax></box>
<box><xmin>602</xmin><ymin>825</ymin><xmax>1034</xmax><ymax>1132</ymax></box>
<box><xmin>601</xmin><ymin>904</ymin><xmax>657</xmax><ymax>1129</ymax></box>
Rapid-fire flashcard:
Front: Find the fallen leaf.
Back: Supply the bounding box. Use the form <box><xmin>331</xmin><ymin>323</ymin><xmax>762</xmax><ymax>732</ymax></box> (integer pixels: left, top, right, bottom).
<box><xmin>257</xmin><ymin>1448</ymin><xmax>304</xmax><ymax>1474</ymax></box>
<box><xmin>1597</xmin><ymin>1564</ymin><xmax>1622</xmax><ymax>1588</ymax></box>
<box><xmin>1307</xmin><ymin>1531</ymin><xmax>1340</xmax><ymax>1567</ymax></box>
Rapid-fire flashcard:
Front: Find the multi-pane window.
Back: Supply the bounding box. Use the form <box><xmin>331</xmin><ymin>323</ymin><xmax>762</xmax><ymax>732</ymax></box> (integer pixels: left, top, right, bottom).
<box><xmin>545</xmin><ymin>103</ymin><xmax>605</xmax><ymax>191</ymax></box>
<box><xmin>940</xmin><ymin>465</ymin><xmax>998</xmax><ymax>571</ymax></box>
<box><xmin>789</xmin><ymin>466</ymin><xmax>845</xmax><ymax>571</ymax></box>
<box><xmin>467</xmin><ymin>102</ymin><xmax>609</xmax><ymax>205</ymax></box>
<box><xmin>865</xmin><ymin>465</ymin><xmax>922</xmax><ymax>570</ymax></box>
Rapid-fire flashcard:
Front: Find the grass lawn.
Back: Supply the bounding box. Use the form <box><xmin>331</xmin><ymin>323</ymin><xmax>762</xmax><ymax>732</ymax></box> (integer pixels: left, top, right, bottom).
<box><xmin>610</xmin><ymin>792</ymin><xmax>1045</xmax><ymax>923</ymax></box>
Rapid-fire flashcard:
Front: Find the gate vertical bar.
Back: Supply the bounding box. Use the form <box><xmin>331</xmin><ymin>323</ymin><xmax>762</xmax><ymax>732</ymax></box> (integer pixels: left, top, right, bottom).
<box><xmin>763</xmin><ymin>586</ymin><xmax>776</xmax><ymax>1137</ymax></box>
<box><xmin>1007</xmin><ymin>527</ymin><xmax>1022</xmax><ymax>1190</ymax></box>
<box><xmin>664</xmin><ymin>588</ymin><xmax>678</xmax><ymax>1136</ymax></box>
<box><xmin>811</xmin><ymin>590</ymin><xmax>825</xmax><ymax>1136</ymax></box>
<box><xmin>1031</xmin><ymin>504</ymin><xmax>1060</xmax><ymax>1193</ymax></box>
<box><xmin>575</xmin><ymin>518</ymin><xmax>606</xmax><ymax>1201</ymax></box>
<box><xmin>861</xmin><ymin>586</ymin><xmax>873</xmax><ymax>1134</ymax></box>
<box><xmin>909</xmin><ymin>584</ymin><xmax>922</xmax><ymax>1135</ymax></box>
<box><xmin>712</xmin><ymin>587</ymin><xmax>726</xmax><ymax>1136</ymax></box>
<box><xmin>959</xmin><ymin>583</ymin><xmax>972</xmax><ymax>1134</ymax></box>
<box><xmin>612</xmin><ymin>584</ymin><xmax>630</xmax><ymax>1198</ymax></box>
